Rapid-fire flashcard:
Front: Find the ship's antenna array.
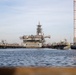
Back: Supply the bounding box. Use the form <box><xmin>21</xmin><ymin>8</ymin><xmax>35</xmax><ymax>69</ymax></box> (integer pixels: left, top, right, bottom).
<box><xmin>37</xmin><ymin>21</ymin><xmax>42</xmax><ymax>35</ymax></box>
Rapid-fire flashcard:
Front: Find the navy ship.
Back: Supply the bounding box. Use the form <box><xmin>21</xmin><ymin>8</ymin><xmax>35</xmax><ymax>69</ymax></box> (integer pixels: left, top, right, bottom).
<box><xmin>20</xmin><ymin>22</ymin><xmax>50</xmax><ymax>48</ymax></box>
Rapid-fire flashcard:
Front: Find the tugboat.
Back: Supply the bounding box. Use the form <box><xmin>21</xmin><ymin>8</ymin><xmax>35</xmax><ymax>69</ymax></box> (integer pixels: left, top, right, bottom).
<box><xmin>71</xmin><ymin>44</ymin><xmax>76</xmax><ymax>49</ymax></box>
<box><xmin>51</xmin><ymin>39</ymin><xmax>69</xmax><ymax>49</ymax></box>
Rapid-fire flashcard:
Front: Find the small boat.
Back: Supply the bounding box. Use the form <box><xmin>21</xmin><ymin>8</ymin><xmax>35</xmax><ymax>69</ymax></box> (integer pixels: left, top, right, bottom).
<box><xmin>71</xmin><ymin>45</ymin><xmax>76</xmax><ymax>49</ymax></box>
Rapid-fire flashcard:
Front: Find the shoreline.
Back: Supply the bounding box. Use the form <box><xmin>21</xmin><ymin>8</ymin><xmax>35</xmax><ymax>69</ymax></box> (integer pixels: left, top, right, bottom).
<box><xmin>0</xmin><ymin>67</ymin><xmax>76</xmax><ymax>75</ymax></box>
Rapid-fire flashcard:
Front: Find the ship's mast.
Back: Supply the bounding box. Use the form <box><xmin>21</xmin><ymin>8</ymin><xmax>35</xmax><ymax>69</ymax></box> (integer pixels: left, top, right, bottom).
<box><xmin>74</xmin><ymin>0</ymin><xmax>76</xmax><ymax>44</ymax></box>
<box><xmin>37</xmin><ymin>22</ymin><xmax>42</xmax><ymax>35</ymax></box>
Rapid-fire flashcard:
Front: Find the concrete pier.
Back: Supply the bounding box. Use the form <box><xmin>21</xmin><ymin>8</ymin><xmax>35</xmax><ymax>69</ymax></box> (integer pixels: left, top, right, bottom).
<box><xmin>0</xmin><ymin>44</ymin><xmax>26</xmax><ymax>49</ymax></box>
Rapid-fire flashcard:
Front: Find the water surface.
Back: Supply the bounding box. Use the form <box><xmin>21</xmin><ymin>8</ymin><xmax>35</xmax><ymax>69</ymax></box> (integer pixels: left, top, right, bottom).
<box><xmin>0</xmin><ymin>48</ymin><xmax>76</xmax><ymax>67</ymax></box>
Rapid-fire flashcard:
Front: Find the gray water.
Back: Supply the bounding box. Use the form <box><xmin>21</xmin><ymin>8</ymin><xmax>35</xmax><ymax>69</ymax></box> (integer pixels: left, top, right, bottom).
<box><xmin>0</xmin><ymin>48</ymin><xmax>76</xmax><ymax>67</ymax></box>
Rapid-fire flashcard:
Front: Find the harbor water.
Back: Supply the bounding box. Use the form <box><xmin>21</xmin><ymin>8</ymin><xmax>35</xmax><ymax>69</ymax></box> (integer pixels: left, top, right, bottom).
<box><xmin>0</xmin><ymin>48</ymin><xmax>76</xmax><ymax>67</ymax></box>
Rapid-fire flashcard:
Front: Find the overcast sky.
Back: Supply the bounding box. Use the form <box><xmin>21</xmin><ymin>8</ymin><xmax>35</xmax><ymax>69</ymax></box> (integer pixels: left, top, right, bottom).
<box><xmin>0</xmin><ymin>0</ymin><xmax>73</xmax><ymax>44</ymax></box>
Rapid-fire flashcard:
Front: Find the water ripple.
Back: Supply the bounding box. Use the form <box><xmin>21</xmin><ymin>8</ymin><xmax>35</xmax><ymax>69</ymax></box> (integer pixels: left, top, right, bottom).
<box><xmin>0</xmin><ymin>49</ymin><xmax>76</xmax><ymax>67</ymax></box>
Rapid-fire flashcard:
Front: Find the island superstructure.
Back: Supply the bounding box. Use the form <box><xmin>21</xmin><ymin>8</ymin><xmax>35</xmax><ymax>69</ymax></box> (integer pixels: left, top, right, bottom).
<box><xmin>20</xmin><ymin>22</ymin><xmax>50</xmax><ymax>48</ymax></box>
